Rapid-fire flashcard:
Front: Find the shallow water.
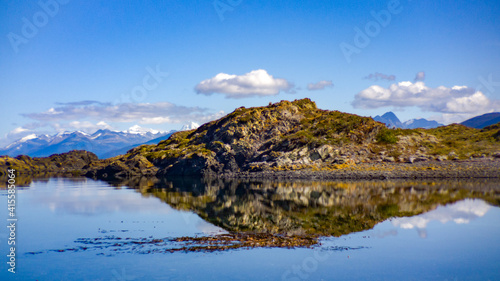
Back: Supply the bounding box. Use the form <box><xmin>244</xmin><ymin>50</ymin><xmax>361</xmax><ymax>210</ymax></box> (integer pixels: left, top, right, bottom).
<box><xmin>0</xmin><ymin>177</ymin><xmax>499</xmax><ymax>280</ymax></box>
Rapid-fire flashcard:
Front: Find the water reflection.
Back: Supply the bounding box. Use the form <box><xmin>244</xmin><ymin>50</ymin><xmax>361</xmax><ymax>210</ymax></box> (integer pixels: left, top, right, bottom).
<box><xmin>391</xmin><ymin>199</ymin><xmax>491</xmax><ymax>238</ymax></box>
<box><xmin>1</xmin><ymin>176</ymin><xmax>498</xmax><ymax>281</ymax></box>
<box><xmin>4</xmin><ymin>175</ymin><xmax>500</xmax><ymax>252</ymax></box>
<box><xmin>137</xmin><ymin>177</ymin><xmax>500</xmax><ymax>237</ymax></box>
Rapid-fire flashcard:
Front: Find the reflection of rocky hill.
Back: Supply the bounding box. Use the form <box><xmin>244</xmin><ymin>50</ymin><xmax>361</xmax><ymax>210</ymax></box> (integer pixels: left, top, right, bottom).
<box><xmin>141</xmin><ymin>178</ymin><xmax>500</xmax><ymax>236</ymax></box>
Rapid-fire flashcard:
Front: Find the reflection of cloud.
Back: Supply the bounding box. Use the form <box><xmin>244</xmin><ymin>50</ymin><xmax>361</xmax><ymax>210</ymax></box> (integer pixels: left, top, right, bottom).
<box><xmin>196</xmin><ymin>220</ymin><xmax>227</xmax><ymax>235</ymax></box>
<box><xmin>373</xmin><ymin>229</ymin><xmax>398</xmax><ymax>238</ymax></box>
<box><xmin>391</xmin><ymin>199</ymin><xmax>491</xmax><ymax>238</ymax></box>
<box><xmin>30</xmin><ymin>182</ymin><xmax>174</xmax><ymax>216</ymax></box>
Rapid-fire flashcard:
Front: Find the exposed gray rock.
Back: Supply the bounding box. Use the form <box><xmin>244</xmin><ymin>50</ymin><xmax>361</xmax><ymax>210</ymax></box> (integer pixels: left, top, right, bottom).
<box><xmin>383</xmin><ymin>156</ymin><xmax>396</xmax><ymax>163</ymax></box>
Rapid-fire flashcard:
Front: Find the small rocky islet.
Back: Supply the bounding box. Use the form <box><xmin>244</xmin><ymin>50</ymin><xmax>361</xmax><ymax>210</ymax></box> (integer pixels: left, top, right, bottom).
<box><xmin>1</xmin><ymin>98</ymin><xmax>499</xmax><ymax>180</ymax></box>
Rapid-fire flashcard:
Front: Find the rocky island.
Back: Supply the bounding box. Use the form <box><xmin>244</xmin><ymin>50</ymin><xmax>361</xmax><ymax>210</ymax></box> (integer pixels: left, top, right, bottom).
<box><xmin>1</xmin><ymin>98</ymin><xmax>500</xmax><ymax>180</ymax></box>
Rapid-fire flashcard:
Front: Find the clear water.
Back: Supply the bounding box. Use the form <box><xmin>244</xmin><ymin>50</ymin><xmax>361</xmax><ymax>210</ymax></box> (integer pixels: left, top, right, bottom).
<box><xmin>0</xmin><ymin>177</ymin><xmax>499</xmax><ymax>280</ymax></box>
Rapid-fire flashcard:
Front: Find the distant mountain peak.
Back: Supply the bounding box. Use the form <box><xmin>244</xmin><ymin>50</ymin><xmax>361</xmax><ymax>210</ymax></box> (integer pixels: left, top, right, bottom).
<box><xmin>381</xmin><ymin>111</ymin><xmax>398</xmax><ymax>119</ymax></box>
<box><xmin>181</xmin><ymin>122</ymin><xmax>200</xmax><ymax>131</ymax></box>
<box><xmin>123</xmin><ymin>125</ymin><xmax>160</xmax><ymax>135</ymax></box>
<box><xmin>20</xmin><ymin>134</ymin><xmax>37</xmax><ymax>142</ymax></box>
<box><xmin>373</xmin><ymin>112</ymin><xmax>402</xmax><ymax>128</ymax></box>
<box><xmin>373</xmin><ymin>112</ymin><xmax>442</xmax><ymax>129</ymax></box>
<box><xmin>76</xmin><ymin>131</ymin><xmax>90</xmax><ymax>136</ymax></box>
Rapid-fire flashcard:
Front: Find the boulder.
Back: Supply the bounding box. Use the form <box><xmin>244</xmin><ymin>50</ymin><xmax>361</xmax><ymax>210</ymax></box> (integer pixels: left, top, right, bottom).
<box><xmin>382</xmin><ymin>156</ymin><xmax>395</xmax><ymax>163</ymax></box>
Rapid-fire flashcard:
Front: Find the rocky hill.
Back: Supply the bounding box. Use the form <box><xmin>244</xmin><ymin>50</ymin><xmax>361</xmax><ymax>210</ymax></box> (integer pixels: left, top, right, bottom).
<box><xmin>0</xmin><ymin>150</ymin><xmax>97</xmax><ymax>177</ymax></box>
<box><xmin>124</xmin><ymin>98</ymin><xmax>387</xmax><ymax>177</ymax></box>
<box><xmin>1</xmin><ymin>99</ymin><xmax>499</xmax><ymax>180</ymax></box>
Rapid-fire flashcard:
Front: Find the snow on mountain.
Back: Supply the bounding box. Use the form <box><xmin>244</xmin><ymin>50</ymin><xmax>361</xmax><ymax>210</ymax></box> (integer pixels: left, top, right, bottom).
<box><xmin>20</xmin><ymin>134</ymin><xmax>38</xmax><ymax>142</ymax></box>
<box><xmin>0</xmin><ymin>128</ymin><xmax>172</xmax><ymax>159</ymax></box>
<box><xmin>181</xmin><ymin>122</ymin><xmax>200</xmax><ymax>131</ymax></box>
<box><xmin>123</xmin><ymin>125</ymin><xmax>162</xmax><ymax>135</ymax></box>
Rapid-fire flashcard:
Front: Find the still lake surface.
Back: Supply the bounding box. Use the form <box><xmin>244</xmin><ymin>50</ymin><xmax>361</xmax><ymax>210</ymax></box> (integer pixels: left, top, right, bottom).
<box><xmin>1</xmin><ymin>177</ymin><xmax>499</xmax><ymax>280</ymax></box>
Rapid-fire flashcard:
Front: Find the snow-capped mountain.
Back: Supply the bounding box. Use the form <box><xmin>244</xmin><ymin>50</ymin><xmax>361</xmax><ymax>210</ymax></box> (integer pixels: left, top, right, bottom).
<box><xmin>181</xmin><ymin>122</ymin><xmax>200</xmax><ymax>131</ymax></box>
<box><xmin>373</xmin><ymin>112</ymin><xmax>443</xmax><ymax>129</ymax></box>
<box><xmin>0</xmin><ymin>126</ymin><xmax>175</xmax><ymax>159</ymax></box>
<box><xmin>123</xmin><ymin>125</ymin><xmax>161</xmax><ymax>135</ymax></box>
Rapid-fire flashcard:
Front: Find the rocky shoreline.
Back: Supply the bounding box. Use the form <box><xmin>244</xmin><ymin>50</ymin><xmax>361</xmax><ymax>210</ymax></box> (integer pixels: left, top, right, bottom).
<box><xmin>1</xmin><ymin>150</ymin><xmax>499</xmax><ymax>182</ymax></box>
<box><xmin>219</xmin><ymin>158</ymin><xmax>500</xmax><ymax>180</ymax></box>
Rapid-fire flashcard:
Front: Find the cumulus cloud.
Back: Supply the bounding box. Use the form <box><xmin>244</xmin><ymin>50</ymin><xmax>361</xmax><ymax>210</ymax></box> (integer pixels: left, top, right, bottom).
<box><xmin>23</xmin><ymin>102</ymin><xmax>222</xmax><ymax>125</ymax></box>
<box><xmin>414</xmin><ymin>71</ymin><xmax>425</xmax><ymax>82</ymax></box>
<box><xmin>364</xmin><ymin>72</ymin><xmax>396</xmax><ymax>81</ymax></box>
<box><xmin>195</xmin><ymin>69</ymin><xmax>293</xmax><ymax>98</ymax></box>
<box><xmin>307</xmin><ymin>80</ymin><xmax>334</xmax><ymax>91</ymax></box>
<box><xmin>352</xmin><ymin>81</ymin><xmax>500</xmax><ymax>115</ymax></box>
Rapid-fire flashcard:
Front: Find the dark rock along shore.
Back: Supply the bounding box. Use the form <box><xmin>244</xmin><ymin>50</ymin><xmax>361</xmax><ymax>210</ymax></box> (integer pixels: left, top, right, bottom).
<box><xmin>1</xmin><ymin>98</ymin><xmax>500</xmax><ymax>180</ymax></box>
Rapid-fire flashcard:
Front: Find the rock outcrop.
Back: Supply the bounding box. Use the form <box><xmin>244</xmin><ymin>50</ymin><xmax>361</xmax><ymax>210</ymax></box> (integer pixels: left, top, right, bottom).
<box><xmin>129</xmin><ymin>99</ymin><xmax>387</xmax><ymax>176</ymax></box>
<box><xmin>123</xmin><ymin>99</ymin><xmax>500</xmax><ymax>177</ymax></box>
<box><xmin>0</xmin><ymin>150</ymin><xmax>97</xmax><ymax>176</ymax></box>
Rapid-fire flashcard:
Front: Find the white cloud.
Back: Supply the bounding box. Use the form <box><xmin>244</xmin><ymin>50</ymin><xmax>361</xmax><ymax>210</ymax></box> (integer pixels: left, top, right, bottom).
<box><xmin>7</xmin><ymin>101</ymin><xmax>225</xmax><ymax>141</ymax></box>
<box><xmin>97</xmin><ymin>121</ymin><xmax>111</xmax><ymax>128</ymax></box>
<box><xmin>65</xmin><ymin>121</ymin><xmax>113</xmax><ymax>132</ymax></box>
<box><xmin>352</xmin><ymin>81</ymin><xmax>500</xmax><ymax>116</ymax></box>
<box><xmin>431</xmin><ymin>113</ymin><xmax>477</xmax><ymax>124</ymax></box>
<box><xmin>139</xmin><ymin>117</ymin><xmax>172</xmax><ymax>124</ymax></box>
<box><xmin>1</xmin><ymin>123</ymin><xmax>48</xmax><ymax>147</ymax></box>
<box><xmin>364</xmin><ymin>72</ymin><xmax>395</xmax><ymax>81</ymax></box>
<box><xmin>195</xmin><ymin>69</ymin><xmax>293</xmax><ymax>98</ymax></box>
<box><xmin>414</xmin><ymin>71</ymin><xmax>425</xmax><ymax>82</ymax></box>
<box><xmin>307</xmin><ymin>80</ymin><xmax>334</xmax><ymax>91</ymax></box>
<box><xmin>23</xmin><ymin>101</ymin><xmax>220</xmax><ymax>125</ymax></box>
<box><xmin>10</xmin><ymin>127</ymin><xmax>29</xmax><ymax>135</ymax></box>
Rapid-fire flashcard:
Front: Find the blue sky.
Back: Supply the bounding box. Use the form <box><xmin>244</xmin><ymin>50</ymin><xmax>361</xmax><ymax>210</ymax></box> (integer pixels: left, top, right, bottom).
<box><xmin>1</xmin><ymin>0</ymin><xmax>499</xmax><ymax>146</ymax></box>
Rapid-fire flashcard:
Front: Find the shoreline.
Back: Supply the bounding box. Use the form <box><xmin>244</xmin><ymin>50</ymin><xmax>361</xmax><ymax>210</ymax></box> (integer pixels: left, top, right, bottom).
<box><xmin>217</xmin><ymin>159</ymin><xmax>500</xmax><ymax>180</ymax></box>
<box><xmin>1</xmin><ymin>153</ymin><xmax>500</xmax><ymax>183</ymax></box>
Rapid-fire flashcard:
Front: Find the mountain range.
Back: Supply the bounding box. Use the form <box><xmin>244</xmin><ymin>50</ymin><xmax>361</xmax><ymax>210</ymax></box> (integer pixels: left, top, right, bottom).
<box><xmin>373</xmin><ymin>112</ymin><xmax>443</xmax><ymax>129</ymax></box>
<box><xmin>0</xmin><ymin>123</ymin><xmax>199</xmax><ymax>159</ymax></box>
<box><xmin>460</xmin><ymin>112</ymin><xmax>500</xmax><ymax>129</ymax></box>
<box><xmin>374</xmin><ymin>111</ymin><xmax>500</xmax><ymax>130</ymax></box>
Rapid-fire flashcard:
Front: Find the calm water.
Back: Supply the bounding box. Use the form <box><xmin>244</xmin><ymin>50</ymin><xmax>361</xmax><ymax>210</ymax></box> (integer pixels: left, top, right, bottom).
<box><xmin>1</xmin><ymin>177</ymin><xmax>499</xmax><ymax>280</ymax></box>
